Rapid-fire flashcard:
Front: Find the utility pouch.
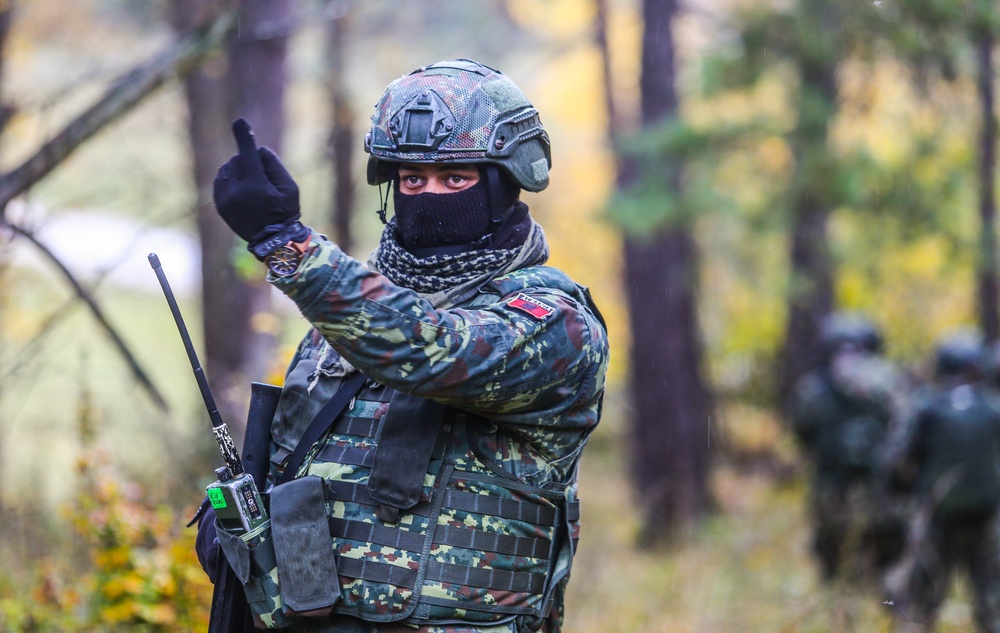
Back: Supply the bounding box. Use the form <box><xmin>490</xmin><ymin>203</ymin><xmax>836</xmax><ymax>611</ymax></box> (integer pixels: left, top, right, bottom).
<box><xmin>270</xmin><ymin>475</ymin><xmax>342</xmax><ymax>617</ymax></box>
<box><xmin>216</xmin><ymin>504</ymin><xmax>292</xmax><ymax>629</ymax></box>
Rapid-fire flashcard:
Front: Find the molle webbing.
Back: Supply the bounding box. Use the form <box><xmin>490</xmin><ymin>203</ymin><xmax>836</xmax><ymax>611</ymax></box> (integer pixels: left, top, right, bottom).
<box><xmin>328</xmin><ymin>515</ymin><xmax>553</xmax><ymax>559</ymax></box>
<box><xmin>279</xmin><ymin>372</ymin><xmax>367</xmax><ymax>485</ymax></box>
<box><xmin>322</xmin><ymin>471</ymin><xmax>563</xmax><ymax>611</ymax></box>
<box><xmin>270</xmin><ymin>376</ymin><xmax>389</xmax><ymax>473</ymax></box>
<box><xmin>323</xmin><ymin>478</ymin><xmax>562</xmax><ymax>525</ymax></box>
<box><xmin>316</xmin><ymin>443</ymin><xmax>375</xmax><ymax>468</ymax></box>
<box><xmin>330</xmin><ymin>558</ymin><xmax>548</xmax><ymax>596</ymax></box>
<box><xmin>296</xmin><ymin>379</ymin><xmax>578</xmax><ymax>624</ymax></box>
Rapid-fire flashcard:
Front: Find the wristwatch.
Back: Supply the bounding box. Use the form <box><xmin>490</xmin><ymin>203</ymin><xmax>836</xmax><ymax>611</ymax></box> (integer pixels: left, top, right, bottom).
<box><xmin>265</xmin><ymin>239</ymin><xmax>308</xmax><ymax>277</ymax></box>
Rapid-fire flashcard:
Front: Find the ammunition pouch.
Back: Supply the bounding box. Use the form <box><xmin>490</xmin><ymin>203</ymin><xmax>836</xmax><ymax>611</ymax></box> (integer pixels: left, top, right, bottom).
<box><xmin>217</xmin><ymin>477</ymin><xmax>346</xmax><ymax>629</ymax></box>
<box><xmin>270</xmin><ymin>475</ymin><xmax>342</xmax><ymax>617</ymax></box>
<box><xmin>215</xmin><ymin>503</ymin><xmax>293</xmax><ymax>630</ymax></box>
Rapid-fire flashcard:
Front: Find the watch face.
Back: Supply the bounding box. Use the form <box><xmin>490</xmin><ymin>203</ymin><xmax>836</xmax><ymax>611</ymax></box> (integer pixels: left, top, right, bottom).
<box><xmin>266</xmin><ymin>245</ymin><xmax>301</xmax><ymax>277</ymax></box>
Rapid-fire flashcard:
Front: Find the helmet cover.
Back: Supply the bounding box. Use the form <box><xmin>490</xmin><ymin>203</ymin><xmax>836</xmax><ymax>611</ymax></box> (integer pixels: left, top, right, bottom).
<box><xmin>364</xmin><ymin>59</ymin><xmax>551</xmax><ymax>192</ymax></box>
<box><xmin>982</xmin><ymin>340</ymin><xmax>1000</xmax><ymax>385</ymax></box>
<box><xmin>820</xmin><ymin>312</ymin><xmax>883</xmax><ymax>358</ymax></box>
<box><xmin>934</xmin><ymin>330</ymin><xmax>983</xmax><ymax>378</ymax></box>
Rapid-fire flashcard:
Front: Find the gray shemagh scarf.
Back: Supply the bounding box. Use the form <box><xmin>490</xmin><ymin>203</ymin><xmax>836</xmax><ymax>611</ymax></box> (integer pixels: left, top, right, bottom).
<box><xmin>369</xmin><ymin>216</ymin><xmax>550</xmax><ymax>309</ymax></box>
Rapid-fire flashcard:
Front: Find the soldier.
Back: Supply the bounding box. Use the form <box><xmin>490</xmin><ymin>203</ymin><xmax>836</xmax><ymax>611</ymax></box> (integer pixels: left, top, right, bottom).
<box><xmin>882</xmin><ymin>332</ymin><xmax>1000</xmax><ymax>633</ymax></box>
<box><xmin>788</xmin><ymin>312</ymin><xmax>908</xmax><ymax>583</ymax></box>
<box><xmin>194</xmin><ymin>59</ymin><xmax>609</xmax><ymax>633</ymax></box>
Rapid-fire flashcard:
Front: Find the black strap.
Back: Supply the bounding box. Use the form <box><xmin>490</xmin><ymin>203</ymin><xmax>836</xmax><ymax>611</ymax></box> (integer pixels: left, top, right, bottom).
<box><xmin>366</xmin><ymin>391</ymin><xmax>449</xmax><ymax>522</ymax></box>
<box><xmin>279</xmin><ymin>372</ymin><xmax>367</xmax><ymax>485</ymax></box>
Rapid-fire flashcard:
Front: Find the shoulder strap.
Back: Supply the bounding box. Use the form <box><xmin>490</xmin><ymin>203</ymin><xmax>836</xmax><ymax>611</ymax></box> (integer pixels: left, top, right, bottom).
<box><xmin>279</xmin><ymin>372</ymin><xmax>367</xmax><ymax>485</ymax></box>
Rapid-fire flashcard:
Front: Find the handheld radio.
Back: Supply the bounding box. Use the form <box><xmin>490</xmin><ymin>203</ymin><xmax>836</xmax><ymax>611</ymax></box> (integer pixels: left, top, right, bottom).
<box><xmin>148</xmin><ymin>253</ymin><xmax>268</xmax><ymax>534</ymax></box>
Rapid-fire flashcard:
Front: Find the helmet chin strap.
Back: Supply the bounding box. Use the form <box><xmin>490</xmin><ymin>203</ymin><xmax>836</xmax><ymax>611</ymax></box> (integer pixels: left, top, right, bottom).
<box><xmin>481</xmin><ymin>165</ymin><xmax>514</xmax><ymax>247</ymax></box>
<box><xmin>376</xmin><ymin>177</ymin><xmax>391</xmax><ymax>225</ymax></box>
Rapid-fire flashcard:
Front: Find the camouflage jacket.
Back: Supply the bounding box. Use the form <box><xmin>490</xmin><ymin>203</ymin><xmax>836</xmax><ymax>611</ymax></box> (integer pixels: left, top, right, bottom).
<box><xmin>264</xmin><ymin>234</ymin><xmax>609</xmax><ymax>633</ymax></box>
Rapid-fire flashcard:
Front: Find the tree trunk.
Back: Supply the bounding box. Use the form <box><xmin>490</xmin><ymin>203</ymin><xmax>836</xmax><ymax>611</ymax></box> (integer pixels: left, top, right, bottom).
<box><xmin>324</xmin><ymin>7</ymin><xmax>356</xmax><ymax>254</ymax></box>
<box><xmin>0</xmin><ymin>0</ymin><xmax>13</xmax><ymax>508</ymax></box>
<box><xmin>594</xmin><ymin>0</ymin><xmax>618</xmax><ymax>151</ymax></box>
<box><xmin>0</xmin><ymin>3</ymin><xmax>14</xmax><ymax>143</ymax></box>
<box><xmin>172</xmin><ymin>0</ymin><xmax>291</xmax><ymax>445</ymax></box>
<box><xmin>777</xmin><ymin>6</ymin><xmax>837</xmax><ymax>404</ymax></box>
<box><xmin>224</xmin><ymin>0</ymin><xmax>292</xmax><ymax>389</ymax></box>
<box><xmin>621</xmin><ymin>0</ymin><xmax>713</xmax><ymax>544</ymax></box>
<box><xmin>976</xmin><ymin>30</ymin><xmax>998</xmax><ymax>342</ymax></box>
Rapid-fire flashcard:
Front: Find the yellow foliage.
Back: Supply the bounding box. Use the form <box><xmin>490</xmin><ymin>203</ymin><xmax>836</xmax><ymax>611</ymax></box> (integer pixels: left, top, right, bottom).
<box><xmin>19</xmin><ymin>434</ymin><xmax>215</xmax><ymax>630</ymax></box>
<box><xmin>756</xmin><ymin>136</ymin><xmax>793</xmax><ymax>174</ymax></box>
<box><xmin>833</xmin><ymin>213</ymin><xmax>973</xmax><ymax>366</ymax></box>
<box><xmin>507</xmin><ymin>0</ymin><xmax>596</xmax><ymax>37</ymax></box>
<box><xmin>687</xmin><ymin>73</ymin><xmax>794</xmax><ymax>130</ymax></box>
<box><xmin>521</xmin><ymin>36</ymin><xmax>630</xmax><ymax>385</ymax></box>
<box><xmin>834</xmin><ymin>58</ymin><xmax>975</xmax><ymax>171</ymax></box>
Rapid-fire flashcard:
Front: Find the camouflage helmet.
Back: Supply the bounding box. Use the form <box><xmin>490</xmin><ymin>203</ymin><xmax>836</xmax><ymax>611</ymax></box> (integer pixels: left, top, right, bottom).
<box><xmin>934</xmin><ymin>330</ymin><xmax>983</xmax><ymax>378</ymax></box>
<box><xmin>819</xmin><ymin>312</ymin><xmax>883</xmax><ymax>358</ymax></box>
<box><xmin>364</xmin><ymin>59</ymin><xmax>551</xmax><ymax>193</ymax></box>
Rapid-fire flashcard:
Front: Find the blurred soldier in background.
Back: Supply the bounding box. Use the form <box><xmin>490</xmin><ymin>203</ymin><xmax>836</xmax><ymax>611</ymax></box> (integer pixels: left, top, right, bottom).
<box><xmin>984</xmin><ymin>340</ymin><xmax>1000</xmax><ymax>395</ymax></box>
<box><xmin>788</xmin><ymin>312</ymin><xmax>909</xmax><ymax>583</ymax></box>
<box><xmin>882</xmin><ymin>332</ymin><xmax>1000</xmax><ymax>633</ymax></box>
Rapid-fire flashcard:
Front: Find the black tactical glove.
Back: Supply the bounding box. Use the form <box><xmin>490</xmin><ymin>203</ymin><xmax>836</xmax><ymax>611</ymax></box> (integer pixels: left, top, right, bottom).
<box><xmin>213</xmin><ymin>118</ymin><xmax>301</xmax><ymax>247</ymax></box>
<box><xmin>195</xmin><ymin>504</ymin><xmax>221</xmax><ymax>584</ymax></box>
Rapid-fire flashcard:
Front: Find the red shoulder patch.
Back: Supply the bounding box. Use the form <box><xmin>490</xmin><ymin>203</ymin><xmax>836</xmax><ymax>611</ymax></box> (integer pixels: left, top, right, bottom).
<box><xmin>506</xmin><ymin>293</ymin><xmax>555</xmax><ymax>320</ymax></box>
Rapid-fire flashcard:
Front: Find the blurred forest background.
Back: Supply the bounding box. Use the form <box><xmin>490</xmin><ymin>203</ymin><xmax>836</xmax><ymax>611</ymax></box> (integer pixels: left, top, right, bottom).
<box><xmin>0</xmin><ymin>0</ymin><xmax>998</xmax><ymax>630</ymax></box>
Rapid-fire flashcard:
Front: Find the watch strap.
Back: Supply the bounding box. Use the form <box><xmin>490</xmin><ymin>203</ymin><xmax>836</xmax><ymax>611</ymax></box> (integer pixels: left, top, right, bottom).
<box><xmin>248</xmin><ymin>221</ymin><xmax>310</xmax><ymax>261</ymax></box>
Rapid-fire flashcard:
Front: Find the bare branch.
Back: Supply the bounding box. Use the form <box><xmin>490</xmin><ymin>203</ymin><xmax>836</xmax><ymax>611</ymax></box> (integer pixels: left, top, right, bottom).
<box><xmin>4</xmin><ymin>220</ymin><xmax>170</xmax><ymax>413</ymax></box>
<box><xmin>0</xmin><ymin>10</ymin><xmax>236</xmax><ymax>210</ymax></box>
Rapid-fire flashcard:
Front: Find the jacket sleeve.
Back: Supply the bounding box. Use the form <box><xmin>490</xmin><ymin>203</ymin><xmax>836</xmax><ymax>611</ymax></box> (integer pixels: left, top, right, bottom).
<box><xmin>270</xmin><ymin>235</ymin><xmax>609</xmax><ymax>426</ymax></box>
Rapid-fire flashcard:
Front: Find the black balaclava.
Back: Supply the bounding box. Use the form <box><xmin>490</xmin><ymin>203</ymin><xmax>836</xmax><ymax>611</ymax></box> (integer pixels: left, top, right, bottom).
<box><xmin>392</xmin><ymin>165</ymin><xmax>527</xmax><ymax>254</ymax></box>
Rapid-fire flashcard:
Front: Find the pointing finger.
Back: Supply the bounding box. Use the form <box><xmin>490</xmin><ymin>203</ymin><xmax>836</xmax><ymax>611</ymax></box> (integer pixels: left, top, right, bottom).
<box><xmin>232</xmin><ymin>118</ymin><xmax>263</xmax><ymax>176</ymax></box>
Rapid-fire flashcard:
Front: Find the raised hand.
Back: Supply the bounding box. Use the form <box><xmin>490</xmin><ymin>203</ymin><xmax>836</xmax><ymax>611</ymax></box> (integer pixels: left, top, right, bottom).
<box><xmin>213</xmin><ymin>118</ymin><xmax>300</xmax><ymax>244</ymax></box>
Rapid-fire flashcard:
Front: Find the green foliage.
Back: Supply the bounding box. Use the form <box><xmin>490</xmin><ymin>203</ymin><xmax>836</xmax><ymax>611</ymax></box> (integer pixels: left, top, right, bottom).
<box><xmin>608</xmin><ymin>116</ymin><xmax>780</xmax><ymax>236</ymax></box>
<box><xmin>677</xmin><ymin>0</ymin><xmax>1000</xmax><ymax>394</ymax></box>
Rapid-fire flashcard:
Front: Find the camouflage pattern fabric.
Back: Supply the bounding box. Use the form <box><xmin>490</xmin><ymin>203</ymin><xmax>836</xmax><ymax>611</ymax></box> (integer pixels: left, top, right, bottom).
<box><xmin>215</xmin><ymin>518</ymin><xmax>292</xmax><ymax>629</ymax></box>
<box><xmin>368</xmin><ymin>63</ymin><xmax>518</xmax><ymax>161</ymax></box>
<box><xmin>271</xmin><ymin>233</ymin><xmax>607</xmax><ymax>429</ymax></box>
<box><xmin>365</xmin><ymin>60</ymin><xmax>550</xmax><ymax>193</ymax></box>
<box><xmin>261</xmin><ymin>233</ymin><xmax>608</xmax><ymax>632</ymax></box>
